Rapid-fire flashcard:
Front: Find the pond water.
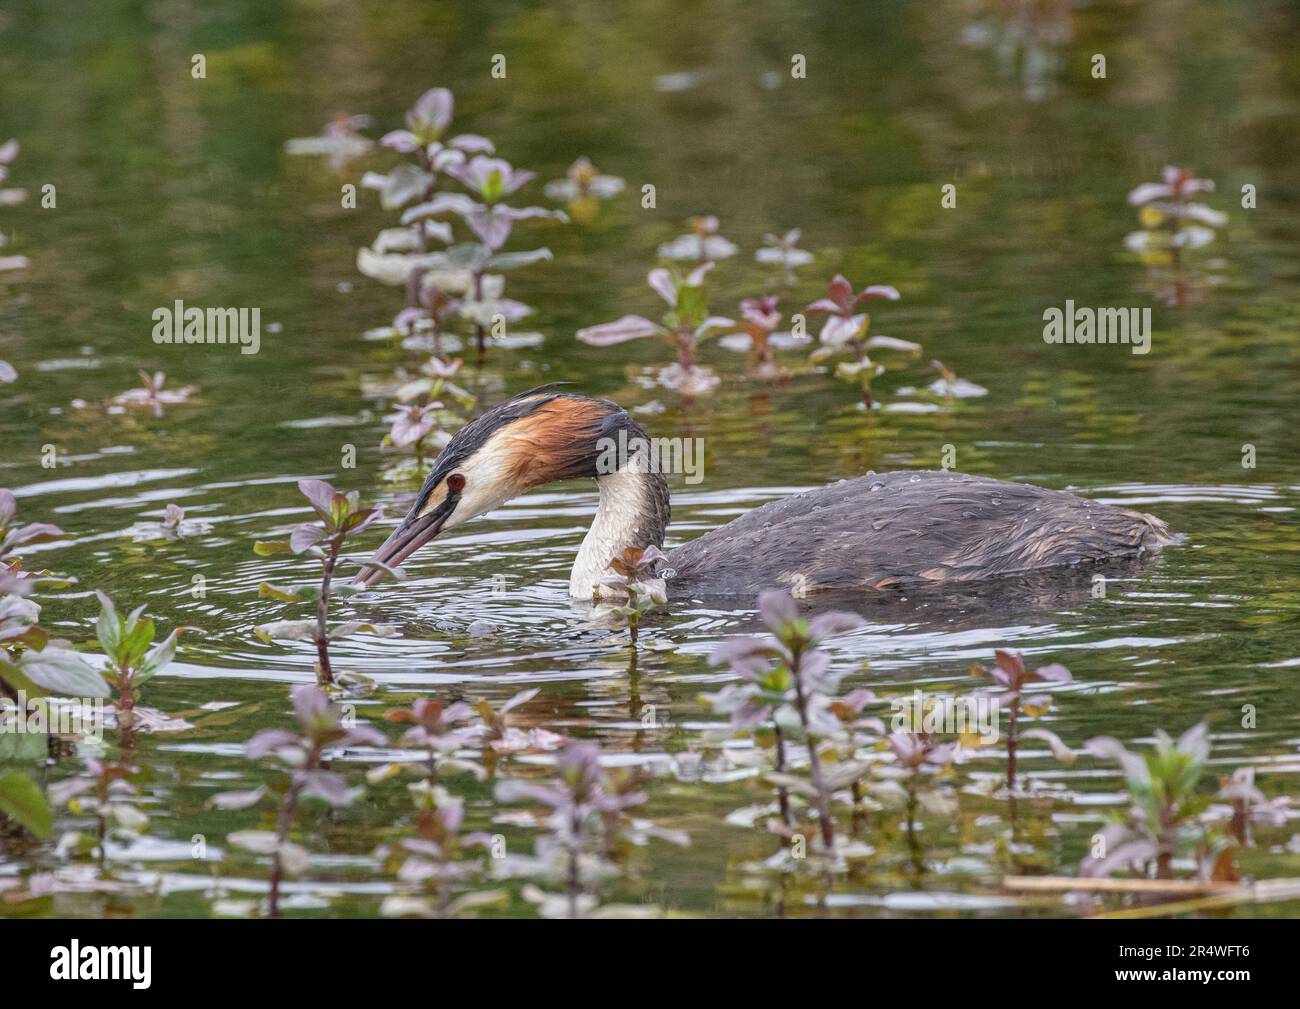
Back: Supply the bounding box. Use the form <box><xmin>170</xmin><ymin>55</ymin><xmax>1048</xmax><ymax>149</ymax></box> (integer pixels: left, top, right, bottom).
<box><xmin>2</xmin><ymin>0</ymin><xmax>1299</xmax><ymax>917</ymax></box>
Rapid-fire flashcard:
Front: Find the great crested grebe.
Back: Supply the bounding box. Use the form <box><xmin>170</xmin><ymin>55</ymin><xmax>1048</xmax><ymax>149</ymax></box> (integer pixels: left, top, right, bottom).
<box><xmin>353</xmin><ymin>385</ymin><xmax>1174</xmax><ymax>598</ymax></box>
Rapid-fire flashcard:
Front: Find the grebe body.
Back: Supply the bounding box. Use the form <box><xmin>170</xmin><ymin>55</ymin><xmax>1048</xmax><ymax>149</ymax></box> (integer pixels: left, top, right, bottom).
<box><xmin>354</xmin><ymin>388</ymin><xmax>1173</xmax><ymax>599</ymax></box>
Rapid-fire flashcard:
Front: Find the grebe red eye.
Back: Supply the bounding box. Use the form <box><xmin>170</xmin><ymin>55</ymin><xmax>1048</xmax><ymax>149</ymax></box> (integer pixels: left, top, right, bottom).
<box><xmin>446</xmin><ymin>473</ymin><xmax>465</xmax><ymax>493</ymax></box>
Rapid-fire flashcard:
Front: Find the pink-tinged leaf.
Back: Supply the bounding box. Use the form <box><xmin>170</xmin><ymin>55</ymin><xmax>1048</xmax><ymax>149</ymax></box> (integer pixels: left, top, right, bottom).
<box><xmin>647</xmin><ymin>268</ymin><xmax>676</xmax><ymax>306</ymax></box>
<box><xmin>804</xmin><ymin>298</ymin><xmax>842</xmax><ymax>315</ymax></box>
<box><xmin>685</xmin><ymin>261</ymin><xmax>714</xmax><ymax>287</ymax></box>
<box><xmin>209</xmin><ymin>787</ymin><xmax>266</xmax><ymax>810</ymax></box>
<box><xmin>1033</xmin><ymin>662</ymin><xmax>1072</xmax><ymax>684</ymax></box>
<box><xmin>818</xmin><ymin>314</ymin><xmax>865</xmax><ymax>348</ymax></box>
<box><xmin>390</xmin><ymin>409</ymin><xmax>436</xmax><ymax>447</ymax></box>
<box><xmin>380</xmin><ymin>129</ymin><xmax>419</xmax><ymax>153</ymax></box>
<box><xmin>857</xmin><ymin>285</ymin><xmax>900</xmax><ymax>302</ymax></box>
<box><xmin>694</xmin><ymin>316</ymin><xmax>736</xmax><ymax>340</ymax></box>
<box><xmin>289</xmin><ymin>523</ymin><xmax>325</xmax><ymax>554</ymax></box>
<box><xmin>450</xmin><ymin>133</ymin><xmax>494</xmax><ymax>153</ymax></box>
<box><xmin>400</xmin><ymin>193</ymin><xmax>477</xmax><ymax>223</ymax></box>
<box><xmin>299</xmin><ymin>770</ymin><xmax>359</xmax><ymax>807</ymax></box>
<box><xmin>499</xmin><ymin>687</ymin><xmax>540</xmax><ymax>715</ymax></box>
<box><xmin>757</xmin><ymin>590</ymin><xmax>798</xmax><ymax>632</ymax></box>
<box><xmin>994</xmin><ymin>649</ymin><xmax>1026</xmax><ymax>681</ymax></box>
<box><xmin>3</xmin><ymin>522</ymin><xmax>63</xmax><ymax>548</ymax></box>
<box><xmin>827</xmin><ymin>274</ymin><xmax>854</xmax><ymax>311</ymax></box>
<box><xmin>411</xmin><ymin>88</ymin><xmax>454</xmax><ymax>132</ymax></box>
<box><xmin>1127</xmin><ymin>182</ymin><xmax>1173</xmax><ymax>206</ymax></box>
<box><xmin>808</xmin><ymin>611</ymin><xmax>866</xmax><ymax>639</ymax></box>
<box><xmin>576</xmin><ymin>315</ymin><xmax>662</xmax><ymax>346</ymax></box>
<box><xmin>246</xmin><ymin>729</ymin><xmax>299</xmax><ymax>760</ymax></box>
<box><xmin>863</xmin><ymin>335</ymin><xmax>921</xmax><ymax>353</ymax></box>
<box><xmin>298</xmin><ymin>479</ymin><xmax>337</xmax><ymax>519</ymax></box>
<box><xmin>1021</xmin><ymin>728</ymin><xmax>1075</xmax><ymax>763</ymax></box>
<box><xmin>709</xmin><ymin>636</ymin><xmax>771</xmax><ymax>667</ymax></box>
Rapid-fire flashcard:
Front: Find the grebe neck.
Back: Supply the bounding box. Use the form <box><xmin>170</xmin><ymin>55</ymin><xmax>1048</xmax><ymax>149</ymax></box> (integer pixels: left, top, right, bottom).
<box><xmin>569</xmin><ymin>463</ymin><xmax>670</xmax><ymax>599</ymax></box>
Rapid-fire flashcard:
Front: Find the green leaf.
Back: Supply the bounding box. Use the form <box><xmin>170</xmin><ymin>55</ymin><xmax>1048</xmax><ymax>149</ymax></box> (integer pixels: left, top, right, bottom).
<box><xmin>329</xmin><ymin>621</ymin><xmax>398</xmax><ymax>641</ymax></box>
<box><xmin>19</xmin><ymin>645</ymin><xmax>111</xmax><ymax>698</ymax></box>
<box><xmin>487</xmin><ymin>248</ymin><xmax>552</xmax><ymax>271</ymax></box>
<box><xmin>254</xmin><ymin>620</ymin><xmax>318</xmax><ymax>643</ymax></box>
<box><xmin>94</xmin><ymin>591</ymin><xmax>121</xmax><ymax>659</ymax></box>
<box><xmin>0</xmin><ymin>713</ymin><xmax>48</xmax><ymax>762</ymax></box>
<box><xmin>134</xmin><ymin>626</ymin><xmax>191</xmax><ymax>686</ymax></box>
<box><xmin>259</xmin><ymin>581</ymin><xmax>304</xmax><ymax>603</ymax></box>
<box><xmin>0</xmin><ymin>770</ymin><xmax>52</xmax><ymax>837</ymax></box>
<box><xmin>118</xmin><ymin>616</ymin><xmax>155</xmax><ymax>670</ymax></box>
<box><xmin>253</xmin><ymin>540</ymin><xmax>292</xmax><ymax>557</ymax></box>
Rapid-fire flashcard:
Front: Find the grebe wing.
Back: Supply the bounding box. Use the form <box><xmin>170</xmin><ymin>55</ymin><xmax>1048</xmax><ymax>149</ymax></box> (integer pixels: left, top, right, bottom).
<box><xmin>664</xmin><ymin>470</ymin><xmax>1171</xmax><ymax>596</ymax></box>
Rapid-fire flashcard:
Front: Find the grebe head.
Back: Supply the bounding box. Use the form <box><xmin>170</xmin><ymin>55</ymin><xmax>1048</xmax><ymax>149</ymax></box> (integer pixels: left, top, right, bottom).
<box><xmin>353</xmin><ymin>385</ymin><xmax>669</xmax><ymax>595</ymax></box>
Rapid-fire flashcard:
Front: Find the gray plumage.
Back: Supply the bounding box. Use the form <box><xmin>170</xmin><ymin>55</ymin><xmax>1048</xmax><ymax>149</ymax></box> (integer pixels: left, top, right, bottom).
<box><xmin>664</xmin><ymin>470</ymin><xmax>1173</xmax><ymax>597</ymax></box>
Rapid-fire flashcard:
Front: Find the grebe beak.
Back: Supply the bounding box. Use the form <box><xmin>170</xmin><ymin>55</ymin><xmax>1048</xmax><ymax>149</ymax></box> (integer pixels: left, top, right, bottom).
<box><xmin>353</xmin><ymin>492</ymin><xmax>459</xmax><ymax>589</ymax></box>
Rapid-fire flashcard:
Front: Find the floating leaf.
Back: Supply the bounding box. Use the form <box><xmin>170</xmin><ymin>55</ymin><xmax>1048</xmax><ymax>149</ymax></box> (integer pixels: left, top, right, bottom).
<box><xmin>0</xmin><ymin>770</ymin><xmax>52</xmax><ymax>837</ymax></box>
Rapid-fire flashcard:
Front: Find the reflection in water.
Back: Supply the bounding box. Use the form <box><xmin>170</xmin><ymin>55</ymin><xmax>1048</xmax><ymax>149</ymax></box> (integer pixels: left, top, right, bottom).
<box><xmin>961</xmin><ymin>0</ymin><xmax>1076</xmax><ymax>103</ymax></box>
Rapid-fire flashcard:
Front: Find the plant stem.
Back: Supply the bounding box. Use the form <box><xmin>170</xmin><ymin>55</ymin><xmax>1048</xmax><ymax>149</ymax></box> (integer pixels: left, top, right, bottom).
<box><xmin>1006</xmin><ymin>695</ymin><xmax>1019</xmax><ymax>794</ymax></box>
<box><xmin>472</xmin><ymin>271</ymin><xmax>487</xmax><ymax>357</ymax></box>
<box><xmin>789</xmin><ymin>645</ymin><xmax>835</xmax><ymax>851</ymax></box>
<box><xmin>772</xmin><ymin>722</ymin><xmax>793</xmax><ymax>828</ymax></box>
<box><xmin>268</xmin><ymin>778</ymin><xmax>304</xmax><ymax>919</ymax></box>
<box><xmin>566</xmin><ymin>804</ymin><xmax>583</xmax><ymax>919</ymax></box>
<box><xmin>315</xmin><ymin>539</ymin><xmax>341</xmax><ymax>685</ymax></box>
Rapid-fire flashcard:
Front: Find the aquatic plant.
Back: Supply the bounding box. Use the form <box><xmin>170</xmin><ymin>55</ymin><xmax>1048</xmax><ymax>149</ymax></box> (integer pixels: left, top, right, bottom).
<box><xmin>253</xmin><ymin>479</ymin><xmax>392</xmax><ymax>686</ymax></box>
<box><xmin>219</xmin><ymin>684</ymin><xmax>385</xmax><ymax>918</ymax></box>
<box><xmin>476</xmin><ymin>688</ymin><xmax>565</xmax><ymax>760</ymax></box>
<box><xmin>493</xmin><ymin>740</ymin><xmax>687</xmax><ymax>918</ymax></box>
<box><xmin>0</xmin><ymin>529</ymin><xmax>105</xmax><ymax>841</ymax></box>
<box><xmin>92</xmin><ymin>591</ymin><xmax>191</xmax><ymax>728</ymax></box>
<box><xmin>658</xmin><ymin>215</ymin><xmax>737</xmax><ymax>263</ymax></box>
<box><xmin>384</xmin><ymin>399</ymin><xmax>444</xmax><ymax>474</ymax></box>
<box><xmin>1081</xmin><ymin>723</ymin><xmax>1214</xmax><ymax>881</ymax></box>
<box><xmin>877</xmin><ymin>730</ymin><xmax>958</xmax><ymax>848</ymax></box>
<box><xmin>719</xmin><ymin>294</ymin><xmax>806</xmax><ymax>381</ymax></box>
<box><xmin>972</xmin><ymin>649</ymin><xmax>1073</xmax><ymax>794</ymax></box>
<box><xmin>1125</xmin><ymin>167</ymin><xmax>1227</xmax><ymax>306</ymax></box>
<box><xmin>357</xmin><ymin>89</ymin><xmax>564</xmax><ymax>356</ymax></box>
<box><xmin>543</xmin><ymin>156</ymin><xmax>624</xmax><ymax>223</ymax></box>
<box><xmin>925</xmin><ymin>359</ymin><xmax>988</xmax><ymax>399</ymax></box>
<box><xmin>706</xmin><ymin>591</ymin><xmax>866</xmax><ymax>853</ymax></box>
<box><xmin>599</xmin><ymin>545</ymin><xmax>668</xmax><ymax>644</ymax></box>
<box><xmin>1213</xmin><ymin>767</ymin><xmax>1292</xmax><ymax>847</ymax></box>
<box><xmin>755</xmin><ymin>228</ymin><xmax>813</xmax><ymax>271</ymax></box>
<box><xmin>49</xmin><ymin>755</ymin><xmax>145</xmax><ymax>863</ymax></box>
<box><xmin>576</xmin><ymin>261</ymin><xmax>734</xmax><ymax>396</ymax></box>
<box><xmin>805</xmin><ymin>276</ymin><xmax>917</xmax><ymax>408</ymax></box>
<box><xmin>374</xmin><ymin>783</ymin><xmax>503</xmax><ymax>918</ymax></box>
<box><xmin>107</xmin><ymin>370</ymin><xmax>197</xmax><ymax>418</ymax></box>
<box><xmin>0</xmin><ymin>138</ymin><xmax>29</xmax><ymax>275</ymax></box>
<box><xmin>0</xmin><ymin>492</ymin><xmax>106</xmax><ymax>832</ymax></box>
<box><xmin>374</xmin><ymin>698</ymin><xmax>482</xmax><ymax>786</ymax></box>
<box><xmin>125</xmin><ymin>502</ymin><xmax>210</xmax><ymax>543</ymax></box>
<box><xmin>284</xmin><ymin>112</ymin><xmax>374</xmax><ymax>174</ymax></box>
